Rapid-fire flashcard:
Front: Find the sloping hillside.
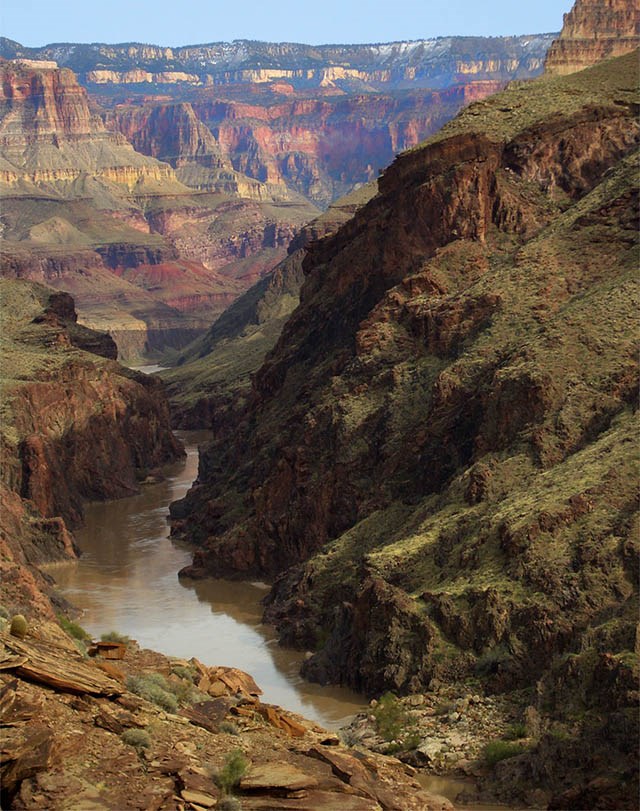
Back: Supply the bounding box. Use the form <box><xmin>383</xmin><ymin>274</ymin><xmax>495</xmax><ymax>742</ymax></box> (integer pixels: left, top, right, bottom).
<box><xmin>170</xmin><ymin>51</ymin><xmax>639</xmax><ymax>805</ymax></box>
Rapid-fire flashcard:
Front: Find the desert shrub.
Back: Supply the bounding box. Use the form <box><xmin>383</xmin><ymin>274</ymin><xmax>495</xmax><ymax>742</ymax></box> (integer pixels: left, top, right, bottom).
<box><xmin>483</xmin><ymin>740</ymin><xmax>527</xmax><ymax>767</ymax></box>
<box><xmin>339</xmin><ymin>726</ymin><xmax>366</xmax><ymax>747</ymax></box>
<box><xmin>57</xmin><ymin>614</ymin><xmax>90</xmax><ymax>641</ymax></box>
<box><xmin>475</xmin><ymin>644</ymin><xmax>511</xmax><ymax>676</ymax></box>
<box><xmin>171</xmin><ymin>664</ymin><xmax>197</xmax><ymax>683</ymax></box>
<box><xmin>10</xmin><ymin>615</ymin><xmax>28</xmax><ymax>639</ymax></box>
<box><xmin>100</xmin><ymin>630</ymin><xmax>130</xmax><ymax>645</ymax></box>
<box><xmin>219</xmin><ymin>721</ymin><xmax>239</xmax><ymax>736</ymax></box>
<box><xmin>215</xmin><ymin>749</ymin><xmax>248</xmax><ymax>795</ymax></box>
<box><xmin>126</xmin><ymin>673</ymin><xmax>179</xmax><ymax>713</ymax></box>
<box><xmin>0</xmin><ymin>605</ymin><xmax>10</xmax><ymax>620</ymax></box>
<box><xmin>504</xmin><ymin>722</ymin><xmax>528</xmax><ymax>740</ymax></box>
<box><xmin>122</xmin><ymin>728</ymin><xmax>151</xmax><ymax>749</ymax></box>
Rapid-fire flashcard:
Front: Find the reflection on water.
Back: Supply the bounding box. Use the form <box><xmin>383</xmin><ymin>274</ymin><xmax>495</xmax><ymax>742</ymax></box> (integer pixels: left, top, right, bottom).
<box><xmin>52</xmin><ymin>431</ymin><xmax>365</xmax><ymax>729</ymax></box>
<box><xmin>131</xmin><ymin>364</ymin><xmax>167</xmax><ymax>375</ymax></box>
<box><xmin>417</xmin><ymin>775</ymin><xmax>528</xmax><ymax>810</ymax></box>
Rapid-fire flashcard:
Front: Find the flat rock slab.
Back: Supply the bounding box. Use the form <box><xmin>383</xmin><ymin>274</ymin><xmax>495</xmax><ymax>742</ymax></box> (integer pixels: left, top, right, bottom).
<box><xmin>241</xmin><ymin>763</ymin><xmax>320</xmax><ymax>792</ymax></box>
<box><xmin>181</xmin><ymin>698</ymin><xmax>232</xmax><ymax>733</ymax></box>
<box><xmin>180</xmin><ymin>789</ymin><xmax>217</xmax><ymax>807</ymax></box>
<box><xmin>0</xmin><ymin>632</ymin><xmax>123</xmax><ymax>697</ymax></box>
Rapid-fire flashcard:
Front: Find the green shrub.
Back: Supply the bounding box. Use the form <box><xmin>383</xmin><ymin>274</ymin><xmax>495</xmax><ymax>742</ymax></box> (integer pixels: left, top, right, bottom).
<box><xmin>483</xmin><ymin>740</ymin><xmax>527</xmax><ymax>767</ymax></box>
<box><xmin>100</xmin><ymin>630</ymin><xmax>130</xmax><ymax>645</ymax></box>
<box><xmin>215</xmin><ymin>749</ymin><xmax>248</xmax><ymax>795</ymax></box>
<box><xmin>217</xmin><ymin>799</ymin><xmax>241</xmax><ymax>811</ymax></box>
<box><xmin>126</xmin><ymin>674</ymin><xmax>179</xmax><ymax>713</ymax></box>
<box><xmin>58</xmin><ymin>614</ymin><xmax>90</xmax><ymax>641</ymax></box>
<box><xmin>122</xmin><ymin>728</ymin><xmax>151</xmax><ymax>749</ymax></box>
<box><xmin>9</xmin><ymin>615</ymin><xmax>28</xmax><ymax>639</ymax></box>
<box><xmin>504</xmin><ymin>722</ymin><xmax>528</xmax><ymax>740</ymax></box>
<box><xmin>475</xmin><ymin>644</ymin><xmax>511</xmax><ymax>676</ymax></box>
<box><xmin>219</xmin><ymin>721</ymin><xmax>240</xmax><ymax>736</ymax></box>
<box><xmin>373</xmin><ymin>692</ymin><xmax>405</xmax><ymax>741</ymax></box>
<box><xmin>171</xmin><ymin>664</ymin><xmax>197</xmax><ymax>683</ymax></box>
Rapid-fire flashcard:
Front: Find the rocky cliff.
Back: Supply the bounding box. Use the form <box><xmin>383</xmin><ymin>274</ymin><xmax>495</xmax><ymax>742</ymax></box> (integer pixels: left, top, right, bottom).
<box><xmin>0</xmin><ymin>61</ymin><xmax>319</xmax><ymax>359</ymax></box>
<box><xmin>545</xmin><ymin>0</ymin><xmax>639</xmax><ymax>74</ymax></box>
<box><xmin>0</xmin><ymin>279</ymin><xmax>183</xmax><ymax>617</ymax></box>
<box><xmin>0</xmin><ymin>35</ymin><xmax>555</xmax><ymax>90</ymax></box>
<box><xmin>171</xmin><ymin>49</ymin><xmax>639</xmax><ymax>807</ymax></box>
<box><xmin>162</xmin><ymin>182</ymin><xmax>376</xmax><ymax>428</ymax></box>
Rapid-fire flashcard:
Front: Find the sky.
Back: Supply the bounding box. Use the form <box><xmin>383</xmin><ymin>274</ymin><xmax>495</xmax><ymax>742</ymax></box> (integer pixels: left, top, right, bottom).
<box><xmin>1</xmin><ymin>0</ymin><xmax>573</xmax><ymax>48</ymax></box>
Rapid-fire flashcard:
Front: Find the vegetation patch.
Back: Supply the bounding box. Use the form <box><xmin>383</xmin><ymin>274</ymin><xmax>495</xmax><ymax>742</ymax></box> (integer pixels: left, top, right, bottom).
<box><xmin>483</xmin><ymin>739</ymin><xmax>529</xmax><ymax>767</ymax></box>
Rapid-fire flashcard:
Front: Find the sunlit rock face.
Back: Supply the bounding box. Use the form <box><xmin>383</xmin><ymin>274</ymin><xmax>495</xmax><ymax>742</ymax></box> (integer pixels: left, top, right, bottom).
<box><xmin>545</xmin><ymin>0</ymin><xmax>640</xmax><ymax>75</ymax></box>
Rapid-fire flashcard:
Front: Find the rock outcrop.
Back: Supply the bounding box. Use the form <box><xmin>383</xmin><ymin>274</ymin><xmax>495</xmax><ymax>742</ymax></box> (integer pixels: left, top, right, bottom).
<box><xmin>545</xmin><ymin>0</ymin><xmax>639</xmax><ymax>75</ymax></box>
<box><xmin>0</xmin><ymin>623</ymin><xmax>450</xmax><ymax>811</ymax></box>
<box><xmin>0</xmin><ymin>279</ymin><xmax>183</xmax><ymax>617</ymax></box>
<box><xmin>171</xmin><ymin>48</ymin><xmax>639</xmax><ymax>806</ymax></box>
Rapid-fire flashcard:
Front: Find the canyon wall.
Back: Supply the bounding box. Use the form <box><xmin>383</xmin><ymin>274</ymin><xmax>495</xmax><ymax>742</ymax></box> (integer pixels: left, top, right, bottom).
<box><xmin>0</xmin><ymin>61</ymin><xmax>318</xmax><ymax>359</ymax></box>
<box><xmin>545</xmin><ymin>0</ymin><xmax>639</xmax><ymax>74</ymax></box>
<box><xmin>0</xmin><ymin>35</ymin><xmax>555</xmax><ymax>90</ymax></box>
<box><xmin>0</xmin><ymin>279</ymin><xmax>183</xmax><ymax>617</ymax></box>
<box><xmin>170</xmin><ymin>49</ymin><xmax>639</xmax><ymax>806</ymax></box>
<box><xmin>162</xmin><ymin>182</ymin><xmax>376</xmax><ymax>428</ymax></box>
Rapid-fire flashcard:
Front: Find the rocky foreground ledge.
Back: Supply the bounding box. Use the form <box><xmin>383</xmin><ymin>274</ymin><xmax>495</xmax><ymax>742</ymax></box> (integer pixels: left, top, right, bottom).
<box><xmin>0</xmin><ymin>620</ymin><xmax>451</xmax><ymax>811</ymax></box>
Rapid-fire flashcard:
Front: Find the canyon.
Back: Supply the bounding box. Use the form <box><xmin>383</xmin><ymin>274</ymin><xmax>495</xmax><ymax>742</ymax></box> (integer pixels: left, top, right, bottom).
<box><xmin>0</xmin><ymin>34</ymin><xmax>555</xmax><ymax>360</ymax></box>
<box><xmin>169</xmin><ymin>30</ymin><xmax>640</xmax><ymax>810</ymax></box>
<box><xmin>1</xmin><ymin>0</ymin><xmax>639</xmax><ymax>807</ymax></box>
<box><xmin>0</xmin><ymin>60</ymin><xmax>318</xmax><ymax>360</ymax></box>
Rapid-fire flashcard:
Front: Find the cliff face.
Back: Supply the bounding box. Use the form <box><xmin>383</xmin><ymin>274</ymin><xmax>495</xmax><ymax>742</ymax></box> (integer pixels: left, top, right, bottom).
<box><xmin>162</xmin><ymin>182</ymin><xmax>376</xmax><ymax>428</ymax></box>
<box><xmin>0</xmin><ymin>279</ymin><xmax>183</xmax><ymax>617</ymax></box>
<box><xmin>170</xmin><ymin>50</ymin><xmax>639</xmax><ymax>804</ymax></box>
<box><xmin>545</xmin><ymin>0</ymin><xmax>639</xmax><ymax>74</ymax></box>
<box><xmin>0</xmin><ymin>62</ymin><xmax>319</xmax><ymax>360</ymax></box>
<box><xmin>0</xmin><ymin>35</ymin><xmax>555</xmax><ymax>90</ymax></box>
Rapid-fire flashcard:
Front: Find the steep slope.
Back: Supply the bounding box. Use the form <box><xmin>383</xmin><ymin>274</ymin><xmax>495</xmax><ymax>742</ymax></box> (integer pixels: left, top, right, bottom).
<box><xmin>0</xmin><ymin>278</ymin><xmax>183</xmax><ymax>616</ymax></box>
<box><xmin>170</xmin><ymin>51</ymin><xmax>639</xmax><ymax>805</ymax></box>
<box><xmin>1</xmin><ymin>34</ymin><xmax>555</xmax><ymax>210</ymax></box>
<box><xmin>545</xmin><ymin>0</ymin><xmax>639</xmax><ymax>74</ymax></box>
<box><xmin>162</xmin><ymin>183</ymin><xmax>376</xmax><ymax>427</ymax></box>
<box><xmin>0</xmin><ymin>61</ymin><xmax>319</xmax><ymax>359</ymax></box>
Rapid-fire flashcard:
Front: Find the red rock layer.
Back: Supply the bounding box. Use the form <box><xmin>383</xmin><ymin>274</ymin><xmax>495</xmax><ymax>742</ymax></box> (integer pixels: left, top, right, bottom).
<box><xmin>545</xmin><ymin>0</ymin><xmax>640</xmax><ymax>74</ymax></box>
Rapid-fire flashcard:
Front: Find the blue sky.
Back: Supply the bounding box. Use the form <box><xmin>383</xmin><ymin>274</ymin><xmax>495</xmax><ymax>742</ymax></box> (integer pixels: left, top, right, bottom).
<box><xmin>1</xmin><ymin>0</ymin><xmax>573</xmax><ymax>47</ymax></box>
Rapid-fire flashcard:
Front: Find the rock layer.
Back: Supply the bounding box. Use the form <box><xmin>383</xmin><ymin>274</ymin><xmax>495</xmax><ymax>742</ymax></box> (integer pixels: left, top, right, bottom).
<box><xmin>0</xmin><ymin>279</ymin><xmax>183</xmax><ymax>617</ymax></box>
<box><xmin>1</xmin><ymin>35</ymin><xmax>555</xmax><ymax>90</ymax></box>
<box><xmin>0</xmin><ymin>61</ymin><xmax>319</xmax><ymax>360</ymax></box>
<box><xmin>545</xmin><ymin>0</ymin><xmax>639</xmax><ymax>74</ymax></box>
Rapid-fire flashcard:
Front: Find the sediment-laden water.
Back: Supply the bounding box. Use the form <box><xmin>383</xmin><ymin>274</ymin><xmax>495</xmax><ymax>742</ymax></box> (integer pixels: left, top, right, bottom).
<box><xmin>52</xmin><ymin>430</ymin><xmax>365</xmax><ymax>729</ymax></box>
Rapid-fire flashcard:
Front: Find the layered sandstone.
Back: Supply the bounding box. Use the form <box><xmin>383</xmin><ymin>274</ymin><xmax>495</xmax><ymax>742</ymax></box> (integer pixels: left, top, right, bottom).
<box><xmin>545</xmin><ymin>0</ymin><xmax>639</xmax><ymax>74</ymax></box>
<box><xmin>1</xmin><ymin>35</ymin><xmax>555</xmax><ymax>91</ymax></box>
<box><xmin>0</xmin><ymin>61</ymin><xmax>318</xmax><ymax>359</ymax></box>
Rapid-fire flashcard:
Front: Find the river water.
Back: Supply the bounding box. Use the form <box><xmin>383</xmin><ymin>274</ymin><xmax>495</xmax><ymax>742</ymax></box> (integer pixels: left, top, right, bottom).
<box><xmin>52</xmin><ymin>430</ymin><xmax>366</xmax><ymax>729</ymax></box>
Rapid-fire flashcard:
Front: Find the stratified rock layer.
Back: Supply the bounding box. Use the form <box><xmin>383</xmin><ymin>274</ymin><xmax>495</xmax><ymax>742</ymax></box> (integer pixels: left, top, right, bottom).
<box><xmin>545</xmin><ymin>0</ymin><xmax>639</xmax><ymax>74</ymax></box>
<box><xmin>0</xmin><ymin>279</ymin><xmax>183</xmax><ymax>616</ymax></box>
<box><xmin>0</xmin><ymin>61</ymin><xmax>318</xmax><ymax>360</ymax></box>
